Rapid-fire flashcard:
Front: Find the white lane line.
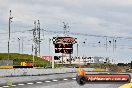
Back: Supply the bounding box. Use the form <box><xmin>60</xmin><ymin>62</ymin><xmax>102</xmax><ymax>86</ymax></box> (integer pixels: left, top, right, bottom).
<box><xmin>11</xmin><ymin>85</ymin><xmax>16</xmax><ymax>87</ymax></box>
<box><xmin>18</xmin><ymin>84</ymin><xmax>25</xmax><ymax>86</ymax></box>
<box><xmin>63</xmin><ymin>79</ymin><xmax>68</xmax><ymax>81</ymax></box>
<box><xmin>36</xmin><ymin>82</ymin><xmax>42</xmax><ymax>84</ymax></box>
<box><xmin>72</xmin><ymin>78</ymin><xmax>76</xmax><ymax>80</ymax></box>
<box><xmin>52</xmin><ymin>79</ymin><xmax>58</xmax><ymax>82</ymax></box>
<box><xmin>2</xmin><ymin>86</ymin><xmax>9</xmax><ymax>88</ymax></box>
<box><xmin>45</xmin><ymin>81</ymin><xmax>51</xmax><ymax>83</ymax></box>
<box><xmin>27</xmin><ymin>83</ymin><xmax>34</xmax><ymax>85</ymax></box>
<box><xmin>0</xmin><ymin>87</ymin><xmax>3</xmax><ymax>88</ymax></box>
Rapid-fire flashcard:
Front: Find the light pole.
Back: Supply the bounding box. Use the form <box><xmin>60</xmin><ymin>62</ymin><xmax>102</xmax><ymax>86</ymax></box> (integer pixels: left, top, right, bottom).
<box><xmin>77</xmin><ymin>43</ymin><xmax>79</xmax><ymax>57</ymax></box>
<box><xmin>8</xmin><ymin>10</ymin><xmax>13</xmax><ymax>60</ymax></box>
<box><xmin>113</xmin><ymin>38</ymin><xmax>115</xmax><ymax>53</ymax></box>
<box><xmin>50</xmin><ymin>38</ymin><xmax>54</xmax><ymax>69</ymax></box>
<box><xmin>49</xmin><ymin>38</ymin><xmax>51</xmax><ymax>65</ymax></box>
<box><xmin>32</xmin><ymin>44</ymin><xmax>35</xmax><ymax>67</ymax></box>
<box><xmin>106</xmin><ymin>36</ymin><xmax>107</xmax><ymax>52</ymax></box>
<box><xmin>77</xmin><ymin>43</ymin><xmax>80</xmax><ymax>64</ymax></box>
<box><xmin>83</xmin><ymin>41</ymin><xmax>86</xmax><ymax>65</ymax></box>
<box><xmin>18</xmin><ymin>38</ymin><xmax>20</xmax><ymax>54</ymax></box>
<box><xmin>22</xmin><ymin>37</ymin><xmax>23</xmax><ymax>54</ymax></box>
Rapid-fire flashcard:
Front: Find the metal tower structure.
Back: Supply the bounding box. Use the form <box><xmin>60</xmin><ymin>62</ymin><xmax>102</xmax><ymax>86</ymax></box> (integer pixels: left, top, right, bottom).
<box><xmin>62</xmin><ymin>22</ymin><xmax>72</xmax><ymax>65</ymax></box>
<box><xmin>63</xmin><ymin>22</ymin><xmax>70</xmax><ymax>37</ymax></box>
<box><xmin>32</xmin><ymin>20</ymin><xmax>41</xmax><ymax>56</ymax></box>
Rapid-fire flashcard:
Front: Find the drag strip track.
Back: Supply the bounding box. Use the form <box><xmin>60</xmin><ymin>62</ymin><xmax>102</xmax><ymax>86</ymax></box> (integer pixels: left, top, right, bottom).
<box><xmin>0</xmin><ymin>77</ymin><xmax>77</xmax><ymax>88</ymax></box>
<box><xmin>1</xmin><ymin>72</ymin><xmax>131</xmax><ymax>88</ymax></box>
<box><xmin>0</xmin><ymin>77</ymin><xmax>123</xmax><ymax>88</ymax></box>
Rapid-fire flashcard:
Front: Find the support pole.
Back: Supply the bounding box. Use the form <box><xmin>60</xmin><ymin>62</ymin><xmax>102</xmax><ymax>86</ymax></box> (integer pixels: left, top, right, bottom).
<box><xmin>8</xmin><ymin>10</ymin><xmax>13</xmax><ymax>61</ymax></box>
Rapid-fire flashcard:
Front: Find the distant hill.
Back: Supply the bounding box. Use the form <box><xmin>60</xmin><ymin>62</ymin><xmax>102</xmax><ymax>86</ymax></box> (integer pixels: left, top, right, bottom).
<box><xmin>0</xmin><ymin>53</ymin><xmax>50</xmax><ymax>67</ymax></box>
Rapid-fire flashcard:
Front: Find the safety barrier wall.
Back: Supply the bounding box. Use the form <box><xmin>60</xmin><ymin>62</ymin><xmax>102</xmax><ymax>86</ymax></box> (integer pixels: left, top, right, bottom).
<box><xmin>0</xmin><ymin>68</ymin><xmax>95</xmax><ymax>77</ymax></box>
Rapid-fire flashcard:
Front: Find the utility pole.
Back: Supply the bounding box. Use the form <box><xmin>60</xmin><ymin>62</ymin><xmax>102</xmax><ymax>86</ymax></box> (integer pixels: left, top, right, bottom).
<box><xmin>8</xmin><ymin>10</ymin><xmax>13</xmax><ymax>61</ymax></box>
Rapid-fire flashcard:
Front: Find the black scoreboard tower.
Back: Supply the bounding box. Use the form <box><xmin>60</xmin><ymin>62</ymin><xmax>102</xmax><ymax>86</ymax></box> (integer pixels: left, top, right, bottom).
<box><xmin>52</xmin><ymin>37</ymin><xmax>77</xmax><ymax>65</ymax></box>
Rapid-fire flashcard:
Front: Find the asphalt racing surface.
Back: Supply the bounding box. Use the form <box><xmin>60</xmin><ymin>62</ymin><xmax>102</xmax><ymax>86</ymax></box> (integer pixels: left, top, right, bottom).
<box><xmin>13</xmin><ymin>77</ymin><xmax>122</xmax><ymax>88</ymax></box>
<box><xmin>0</xmin><ymin>72</ymin><xmax>131</xmax><ymax>88</ymax></box>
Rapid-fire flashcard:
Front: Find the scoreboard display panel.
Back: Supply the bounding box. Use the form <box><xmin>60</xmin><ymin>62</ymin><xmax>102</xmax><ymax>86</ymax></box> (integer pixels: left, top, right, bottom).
<box><xmin>53</xmin><ymin>37</ymin><xmax>76</xmax><ymax>44</ymax></box>
<box><xmin>54</xmin><ymin>44</ymin><xmax>73</xmax><ymax>54</ymax></box>
<box><xmin>55</xmin><ymin>48</ymin><xmax>73</xmax><ymax>54</ymax></box>
<box><xmin>55</xmin><ymin>44</ymin><xmax>73</xmax><ymax>48</ymax></box>
<box><xmin>53</xmin><ymin>37</ymin><xmax>76</xmax><ymax>54</ymax></box>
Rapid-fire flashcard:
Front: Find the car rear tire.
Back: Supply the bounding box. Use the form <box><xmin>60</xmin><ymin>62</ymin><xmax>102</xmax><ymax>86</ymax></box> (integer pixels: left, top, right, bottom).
<box><xmin>76</xmin><ymin>75</ymin><xmax>86</xmax><ymax>85</ymax></box>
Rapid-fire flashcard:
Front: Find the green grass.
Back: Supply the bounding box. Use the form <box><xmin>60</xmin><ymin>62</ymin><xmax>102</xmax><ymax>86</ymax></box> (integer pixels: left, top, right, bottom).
<box><xmin>0</xmin><ymin>53</ymin><xmax>50</xmax><ymax>67</ymax></box>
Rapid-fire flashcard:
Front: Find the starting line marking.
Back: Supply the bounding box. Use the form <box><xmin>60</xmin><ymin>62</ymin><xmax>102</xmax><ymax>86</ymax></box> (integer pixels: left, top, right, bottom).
<box><xmin>36</xmin><ymin>82</ymin><xmax>43</xmax><ymax>84</ymax></box>
<box><xmin>11</xmin><ymin>85</ymin><xmax>16</xmax><ymax>87</ymax></box>
<box><xmin>18</xmin><ymin>84</ymin><xmax>25</xmax><ymax>86</ymax></box>
<box><xmin>27</xmin><ymin>83</ymin><xmax>34</xmax><ymax>85</ymax></box>
<box><xmin>72</xmin><ymin>78</ymin><xmax>76</xmax><ymax>80</ymax></box>
<box><xmin>45</xmin><ymin>81</ymin><xmax>51</xmax><ymax>83</ymax></box>
<box><xmin>2</xmin><ymin>86</ymin><xmax>9</xmax><ymax>88</ymax></box>
<box><xmin>52</xmin><ymin>80</ymin><xmax>58</xmax><ymax>82</ymax></box>
<box><xmin>63</xmin><ymin>79</ymin><xmax>68</xmax><ymax>81</ymax></box>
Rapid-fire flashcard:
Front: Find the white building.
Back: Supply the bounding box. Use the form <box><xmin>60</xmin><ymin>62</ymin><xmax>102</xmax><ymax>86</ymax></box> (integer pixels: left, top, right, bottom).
<box><xmin>54</xmin><ymin>56</ymin><xmax>110</xmax><ymax>64</ymax></box>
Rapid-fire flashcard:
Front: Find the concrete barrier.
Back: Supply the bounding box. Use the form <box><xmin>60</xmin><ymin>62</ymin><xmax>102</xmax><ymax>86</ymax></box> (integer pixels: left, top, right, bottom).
<box><xmin>0</xmin><ymin>68</ymin><xmax>94</xmax><ymax>77</ymax></box>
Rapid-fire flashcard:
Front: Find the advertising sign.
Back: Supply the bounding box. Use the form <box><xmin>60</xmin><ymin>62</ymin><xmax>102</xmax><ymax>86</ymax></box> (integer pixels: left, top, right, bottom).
<box><xmin>41</xmin><ymin>56</ymin><xmax>52</xmax><ymax>61</ymax></box>
<box><xmin>53</xmin><ymin>37</ymin><xmax>76</xmax><ymax>44</ymax></box>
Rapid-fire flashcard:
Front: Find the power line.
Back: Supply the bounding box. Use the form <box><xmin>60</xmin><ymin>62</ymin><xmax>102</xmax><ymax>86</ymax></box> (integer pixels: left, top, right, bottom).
<box><xmin>1</xmin><ymin>28</ymin><xmax>132</xmax><ymax>40</ymax></box>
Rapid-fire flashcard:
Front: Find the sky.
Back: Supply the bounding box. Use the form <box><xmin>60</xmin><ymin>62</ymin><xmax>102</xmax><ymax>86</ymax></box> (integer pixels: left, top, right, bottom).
<box><xmin>0</xmin><ymin>0</ymin><xmax>132</xmax><ymax>63</ymax></box>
